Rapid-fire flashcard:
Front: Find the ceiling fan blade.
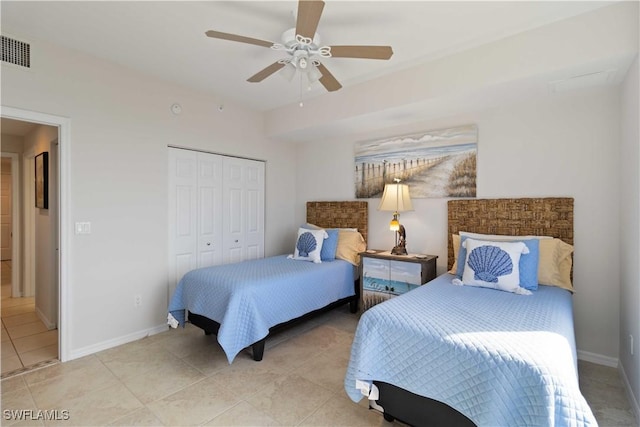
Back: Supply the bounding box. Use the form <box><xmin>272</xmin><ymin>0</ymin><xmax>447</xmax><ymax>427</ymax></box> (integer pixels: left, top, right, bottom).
<box><xmin>247</xmin><ymin>62</ymin><xmax>286</xmax><ymax>83</ymax></box>
<box><xmin>205</xmin><ymin>30</ymin><xmax>274</xmax><ymax>48</ymax></box>
<box><xmin>316</xmin><ymin>63</ymin><xmax>342</xmax><ymax>92</ymax></box>
<box><xmin>296</xmin><ymin>0</ymin><xmax>325</xmax><ymax>39</ymax></box>
<box><xmin>329</xmin><ymin>45</ymin><xmax>394</xmax><ymax>60</ymax></box>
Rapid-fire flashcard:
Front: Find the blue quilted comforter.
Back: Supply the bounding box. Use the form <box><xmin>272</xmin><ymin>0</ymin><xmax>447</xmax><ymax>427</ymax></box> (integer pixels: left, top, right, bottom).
<box><xmin>344</xmin><ymin>273</ymin><xmax>597</xmax><ymax>427</ymax></box>
<box><xmin>168</xmin><ymin>255</ymin><xmax>355</xmax><ymax>363</ymax></box>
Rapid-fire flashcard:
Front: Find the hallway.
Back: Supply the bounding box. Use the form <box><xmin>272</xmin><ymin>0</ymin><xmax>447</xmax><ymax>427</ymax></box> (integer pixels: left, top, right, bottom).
<box><xmin>1</xmin><ymin>260</ymin><xmax>58</xmax><ymax>377</ymax></box>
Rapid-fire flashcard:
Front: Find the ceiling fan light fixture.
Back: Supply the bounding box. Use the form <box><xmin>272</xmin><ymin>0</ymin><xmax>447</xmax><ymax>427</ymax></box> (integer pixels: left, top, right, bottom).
<box><xmin>280</xmin><ymin>62</ymin><xmax>297</xmax><ymax>82</ymax></box>
<box><xmin>205</xmin><ymin>0</ymin><xmax>393</xmax><ymax>93</ymax></box>
<box><xmin>307</xmin><ymin>64</ymin><xmax>322</xmax><ymax>84</ymax></box>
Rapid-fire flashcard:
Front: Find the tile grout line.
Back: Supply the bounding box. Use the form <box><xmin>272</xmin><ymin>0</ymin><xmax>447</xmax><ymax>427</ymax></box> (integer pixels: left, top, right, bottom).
<box><xmin>1</xmin><ymin>290</ymin><xmax>59</xmax><ymax>376</ymax></box>
<box><xmin>1</xmin><ymin>358</ymin><xmax>60</xmax><ymax>380</ymax></box>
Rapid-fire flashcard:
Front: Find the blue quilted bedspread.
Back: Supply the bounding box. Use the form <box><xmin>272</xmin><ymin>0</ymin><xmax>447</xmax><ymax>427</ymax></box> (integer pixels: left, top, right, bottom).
<box><xmin>168</xmin><ymin>255</ymin><xmax>355</xmax><ymax>363</ymax></box>
<box><xmin>344</xmin><ymin>273</ymin><xmax>597</xmax><ymax>427</ymax></box>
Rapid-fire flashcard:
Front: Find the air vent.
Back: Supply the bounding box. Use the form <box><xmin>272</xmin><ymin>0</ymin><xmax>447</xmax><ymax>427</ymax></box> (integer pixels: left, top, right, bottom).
<box><xmin>1</xmin><ymin>35</ymin><xmax>30</xmax><ymax>68</ymax></box>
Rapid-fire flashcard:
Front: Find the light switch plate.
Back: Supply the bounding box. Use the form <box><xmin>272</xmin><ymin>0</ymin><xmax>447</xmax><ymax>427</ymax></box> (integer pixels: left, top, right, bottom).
<box><xmin>75</xmin><ymin>222</ymin><xmax>91</xmax><ymax>234</ymax></box>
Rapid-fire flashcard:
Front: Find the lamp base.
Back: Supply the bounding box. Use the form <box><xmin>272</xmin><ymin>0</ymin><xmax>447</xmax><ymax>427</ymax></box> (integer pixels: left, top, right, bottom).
<box><xmin>390</xmin><ymin>246</ymin><xmax>407</xmax><ymax>256</ymax></box>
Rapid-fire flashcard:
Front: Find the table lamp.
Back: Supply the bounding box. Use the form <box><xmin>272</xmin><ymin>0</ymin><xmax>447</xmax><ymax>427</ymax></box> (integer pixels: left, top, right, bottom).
<box><xmin>378</xmin><ymin>179</ymin><xmax>413</xmax><ymax>255</ymax></box>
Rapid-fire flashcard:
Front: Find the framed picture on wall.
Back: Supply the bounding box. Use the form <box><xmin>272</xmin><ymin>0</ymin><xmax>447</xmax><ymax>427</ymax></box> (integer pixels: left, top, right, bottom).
<box><xmin>354</xmin><ymin>124</ymin><xmax>478</xmax><ymax>199</ymax></box>
<box><xmin>35</xmin><ymin>152</ymin><xmax>48</xmax><ymax>209</ymax></box>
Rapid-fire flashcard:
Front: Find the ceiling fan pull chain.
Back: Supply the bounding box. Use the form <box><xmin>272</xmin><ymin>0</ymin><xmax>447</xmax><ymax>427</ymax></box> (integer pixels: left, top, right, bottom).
<box><xmin>299</xmin><ymin>73</ymin><xmax>304</xmax><ymax>107</ymax></box>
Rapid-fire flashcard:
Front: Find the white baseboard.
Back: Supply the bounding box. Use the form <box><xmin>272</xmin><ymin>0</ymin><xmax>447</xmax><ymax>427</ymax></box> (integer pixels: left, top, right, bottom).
<box><xmin>577</xmin><ymin>350</ymin><xmax>618</xmax><ymax>368</ymax></box>
<box><xmin>35</xmin><ymin>306</ymin><xmax>57</xmax><ymax>330</ymax></box>
<box><xmin>68</xmin><ymin>323</ymin><xmax>168</xmax><ymax>360</ymax></box>
<box><xmin>619</xmin><ymin>363</ymin><xmax>640</xmax><ymax>427</ymax></box>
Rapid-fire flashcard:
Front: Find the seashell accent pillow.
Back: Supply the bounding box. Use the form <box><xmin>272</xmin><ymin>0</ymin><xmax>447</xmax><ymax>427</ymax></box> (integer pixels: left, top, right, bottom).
<box><xmin>458</xmin><ymin>238</ymin><xmax>531</xmax><ymax>295</ymax></box>
<box><xmin>451</xmin><ymin>232</ymin><xmax>573</xmax><ymax>292</ymax></box>
<box><xmin>453</xmin><ymin>234</ymin><xmax>540</xmax><ymax>291</ymax></box>
<box><xmin>300</xmin><ymin>223</ymin><xmax>340</xmax><ymax>261</ymax></box>
<box><xmin>290</xmin><ymin>228</ymin><xmax>327</xmax><ymax>263</ymax></box>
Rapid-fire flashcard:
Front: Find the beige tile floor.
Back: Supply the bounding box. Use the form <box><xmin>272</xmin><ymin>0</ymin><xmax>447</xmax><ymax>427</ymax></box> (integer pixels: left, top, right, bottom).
<box><xmin>1</xmin><ymin>261</ymin><xmax>59</xmax><ymax>376</ymax></box>
<box><xmin>0</xmin><ymin>302</ymin><xmax>637</xmax><ymax>427</ymax></box>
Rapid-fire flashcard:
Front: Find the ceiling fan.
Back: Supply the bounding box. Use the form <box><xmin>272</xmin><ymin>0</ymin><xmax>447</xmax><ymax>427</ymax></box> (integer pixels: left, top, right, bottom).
<box><xmin>205</xmin><ymin>0</ymin><xmax>393</xmax><ymax>92</ymax></box>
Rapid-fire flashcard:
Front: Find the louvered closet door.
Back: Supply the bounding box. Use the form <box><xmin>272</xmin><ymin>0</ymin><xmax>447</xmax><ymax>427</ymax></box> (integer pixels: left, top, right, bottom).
<box><xmin>222</xmin><ymin>157</ymin><xmax>265</xmax><ymax>264</ymax></box>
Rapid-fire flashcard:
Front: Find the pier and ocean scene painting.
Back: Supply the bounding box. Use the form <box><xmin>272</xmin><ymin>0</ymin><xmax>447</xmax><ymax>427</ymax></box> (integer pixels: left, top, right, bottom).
<box><xmin>355</xmin><ymin>124</ymin><xmax>477</xmax><ymax>198</ymax></box>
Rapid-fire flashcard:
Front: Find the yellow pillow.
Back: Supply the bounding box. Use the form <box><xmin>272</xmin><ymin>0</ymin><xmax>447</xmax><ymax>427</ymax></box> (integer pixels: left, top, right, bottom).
<box><xmin>449</xmin><ymin>234</ymin><xmax>461</xmax><ymax>274</ymax></box>
<box><xmin>336</xmin><ymin>230</ymin><xmax>367</xmax><ymax>266</ymax></box>
<box><xmin>538</xmin><ymin>238</ymin><xmax>574</xmax><ymax>291</ymax></box>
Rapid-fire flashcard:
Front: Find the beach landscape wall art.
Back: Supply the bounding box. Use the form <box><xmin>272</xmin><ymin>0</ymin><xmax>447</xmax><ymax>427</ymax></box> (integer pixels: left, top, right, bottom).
<box><xmin>354</xmin><ymin>124</ymin><xmax>477</xmax><ymax>198</ymax></box>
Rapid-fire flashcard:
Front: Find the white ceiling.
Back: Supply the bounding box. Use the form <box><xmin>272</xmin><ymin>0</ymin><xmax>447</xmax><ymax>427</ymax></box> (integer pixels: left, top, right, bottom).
<box><xmin>1</xmin><ymin>1</ymin><xmax>618</xmax><ymax>113</ymax></box>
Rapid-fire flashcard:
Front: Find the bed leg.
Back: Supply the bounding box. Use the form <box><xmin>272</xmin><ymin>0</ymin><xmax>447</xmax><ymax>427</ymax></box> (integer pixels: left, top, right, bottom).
<box><xmin>252</xmin><ymin>339</ymin><xmax>265</xmax><ymax>361</ymax></box>
<box><xmin>383</xmin><ymin>413</ymin><xmax>395</xmax><ymax>422</ymax></box>
<box><xmin>349</xmin><ymin>299</ymin><xmax>358</xmax><ymax>313</ymax></box>
<box><xmin>351</xmin><ymin>278</ymin><xmax>360</xmax><ymax>314</ymax></box>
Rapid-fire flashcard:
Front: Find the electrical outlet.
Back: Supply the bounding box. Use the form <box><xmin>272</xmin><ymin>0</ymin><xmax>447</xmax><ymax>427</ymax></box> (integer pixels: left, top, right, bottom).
<box><xmin>134</xmin><ymin>294</ymin><xmax>142</xmax><ymax>307</ymax></box>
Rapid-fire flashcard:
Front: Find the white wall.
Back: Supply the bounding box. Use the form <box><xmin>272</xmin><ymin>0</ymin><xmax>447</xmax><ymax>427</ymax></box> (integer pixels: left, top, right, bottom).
<box><xmin>619</xmin><ymin>56</ymin><xmax>640</xmax><ymax>417</ymax></box>
<box><xmin>1</xmin><ymin>38</ymin><xmax>297</xmax><ymax>357</ymax></box>
<box><xmin>1</xmin><ymin>134</ymin><xmax>25</xmax><ymax>154</ymax></box>
<box><xmin>23</xmin><ymin>125</ymin><xmax>58</xmax><ymax>327</ymax></box>
<box><xmin>296</xmin><ymin>86</ymin><xmax>622</xmax><ymax>361</ymax></box>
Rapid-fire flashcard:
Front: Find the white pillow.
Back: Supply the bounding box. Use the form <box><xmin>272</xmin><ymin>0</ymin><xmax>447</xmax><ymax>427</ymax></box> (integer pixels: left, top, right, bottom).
<box><xmin>458</xmin><ymin>238</ymin><xmax>531</xmax><ymax>294</ymax></box>
<box><xmin>452</xmin><ymin>231</ymin><xmax>551</xmax><ymax>273</ymax></box>
<box><xmin>290</xmin><ymin>228</ymin><xmax>327</xmax><ymax>263</ymax></box>
<box><xmin>457</xmin><ymin>231</ymin><xmax>574</xmax><ymax>291</ymax></box>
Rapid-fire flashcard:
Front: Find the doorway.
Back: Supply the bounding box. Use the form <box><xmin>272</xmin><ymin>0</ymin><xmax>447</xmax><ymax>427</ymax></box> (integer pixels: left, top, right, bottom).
<box><xmin>1</xmin><ymin>122</ymin><xmax>58</xmax><ymax>375</ymax></box>
<box><xmin>0</xmin><ymin>106</ymin><xmax>70</xmax><ymax>373</ymax></box>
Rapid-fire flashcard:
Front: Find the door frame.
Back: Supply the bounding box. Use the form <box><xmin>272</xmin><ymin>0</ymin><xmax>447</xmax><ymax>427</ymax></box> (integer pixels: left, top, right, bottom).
<box><xmin>0</xmin><ymin>152</ymin><xmax>20</xmax><ymax>296</ymax></box>
<box><xmin>1</xmin><ymin>106</ymin><xmax>70</xmax><ymax>362</ymax></box>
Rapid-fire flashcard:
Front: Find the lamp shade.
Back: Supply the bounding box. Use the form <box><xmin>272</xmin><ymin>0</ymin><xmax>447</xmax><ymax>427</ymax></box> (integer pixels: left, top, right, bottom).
<box><xmin>280</xmin><ymin>63</ymin><xmax>297</xmax><ymax>82</ymax></box>
<box><xmin>307</xmin><ymin>64</ymin><xmax>323</xmax><ymax>84</ymax></box>
<box><xmin>378</xmin><ymin>183</ymin><xmax>414</xmax><ymax>212</ymax></box>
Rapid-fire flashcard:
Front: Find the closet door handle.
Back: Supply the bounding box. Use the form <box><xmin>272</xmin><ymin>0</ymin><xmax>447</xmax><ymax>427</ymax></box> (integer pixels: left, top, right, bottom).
<box><xmin>206</xmin><ymin>242</ymin><xmax>211</xmax><ymax>246</ymax></box>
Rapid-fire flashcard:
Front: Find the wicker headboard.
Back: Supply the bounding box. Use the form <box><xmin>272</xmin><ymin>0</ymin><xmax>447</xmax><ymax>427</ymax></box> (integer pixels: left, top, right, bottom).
<box><xmin>306</xmin><ymin>201</ymin><xmax>368</xmax><ymax>244</ymax></box>
<box><xmin>447</xmin><ymin>198</ymin><xmax>574</xmax><ymax>270</ymax></box>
